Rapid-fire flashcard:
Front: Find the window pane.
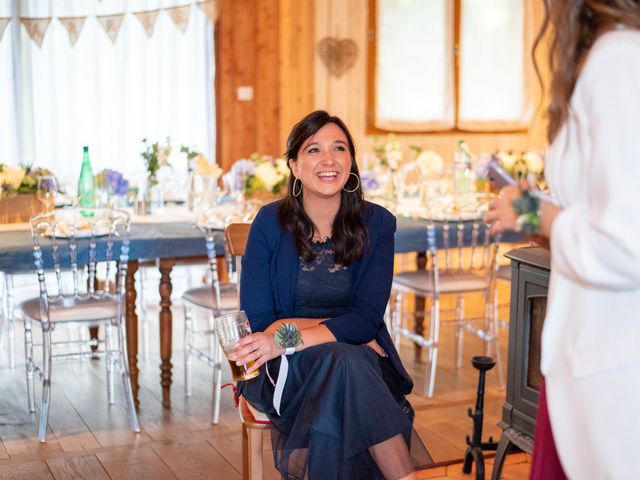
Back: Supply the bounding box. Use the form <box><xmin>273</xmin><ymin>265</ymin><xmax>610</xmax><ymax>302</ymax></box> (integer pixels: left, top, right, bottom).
<box><xmin>459</xmin><ymin>0</ymin><xmax>529</xmax><ymax>126</ymax></box>
<box><xmin>375</xmin><ymin>0</ymin><xmax>454</xmax><ymax>130</ymax></box>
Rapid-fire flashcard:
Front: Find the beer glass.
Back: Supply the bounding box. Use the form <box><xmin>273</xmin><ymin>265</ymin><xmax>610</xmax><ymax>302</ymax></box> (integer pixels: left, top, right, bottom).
<box><xmin>215</xmin><ymin>310</ymin><xmax>259</xmax><ymax>381</ymax></box>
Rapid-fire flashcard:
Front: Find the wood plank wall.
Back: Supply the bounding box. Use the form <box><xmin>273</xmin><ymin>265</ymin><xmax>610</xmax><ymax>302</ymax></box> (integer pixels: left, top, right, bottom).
<box><xmin>279</xmin><ymin>0</ymin><xmax>316</xmax><ymax>155</ymax></box>
<box><xmin>217</xmin><ymin>0</ymin><xmax>315</xmax><ymax>170</ymax></box>
<box><xmin>217</xmin><ymin>0</ymin><xmax>280</xmax><ymax>170</ymax></box>
<box><xmin>216</xmin><ymin>0</ymin><xmax>549</xmax><ymax>170</ymax></box>
<box><xmin>314</xmin><ymin>0</ymin><xmax>369</xmax><ymax>149</ymax></box>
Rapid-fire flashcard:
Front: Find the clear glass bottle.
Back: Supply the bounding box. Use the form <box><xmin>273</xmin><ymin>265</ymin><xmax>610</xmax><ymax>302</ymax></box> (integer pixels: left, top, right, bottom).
<box><xmin>454</xmin><ymin>140</ymin><xmax>473</xmax><ymax>197</ymax></box>
<box><xmin>77</xmin><ymin>146</ymin><xmax>95</xmax><ymax>209</ymax></box>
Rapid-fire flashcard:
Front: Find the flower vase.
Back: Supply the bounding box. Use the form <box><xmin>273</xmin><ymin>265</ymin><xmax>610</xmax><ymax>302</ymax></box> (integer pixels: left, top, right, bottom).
<box><xmin>145</xmin><ymin>177</ymin><xmax>164</xmax><ymax>214</ymax></box>
<box><xmin>384</xmin><ymin>168</ymin><xmax>396</xmax><ymax>201</ymax></box>
<box><xmin>187</xmin><ymin>166</ymin><xmax>196</xmax><ymax>211</ymax></box>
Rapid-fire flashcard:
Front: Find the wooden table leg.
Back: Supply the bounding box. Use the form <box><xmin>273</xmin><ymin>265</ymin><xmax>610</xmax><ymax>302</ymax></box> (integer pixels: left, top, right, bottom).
<box><xmin>125</xmin><ymin>260</ymin><xmax>140</xmax><ymax>409</ymax></box>
<box><xmin>414</xmin><ymin>252</ymin><xmax>427</xmax><ymax>361</ymax></box>
<box><xmin>159</xmin><ymin>258</ymin><xmax>176</xmax><ymax>408</ymax></box>
<box><xmin>89</xmin><ymin>276</ymin><xmax>100</xmax><ymax>353</ymax></box>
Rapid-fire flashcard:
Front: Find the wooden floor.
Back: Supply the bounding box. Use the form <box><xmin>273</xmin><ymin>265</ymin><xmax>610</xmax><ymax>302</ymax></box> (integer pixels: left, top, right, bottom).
<box><xmin>417</xmin><ymin>453</ymin><xmax>531</xmax><ymax>480</ymax></box>
<box><xmin>0</xmin><ymin>265</ymin><xmax>529</xmax><ymax>479</ymax></box>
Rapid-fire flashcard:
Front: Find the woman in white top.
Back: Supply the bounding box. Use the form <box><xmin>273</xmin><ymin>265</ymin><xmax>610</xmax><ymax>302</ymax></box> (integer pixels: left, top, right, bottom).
<box><xmin>486</xmin><ymin>1</ymin><xmax>640</xmax><ymax>478</ymax></box>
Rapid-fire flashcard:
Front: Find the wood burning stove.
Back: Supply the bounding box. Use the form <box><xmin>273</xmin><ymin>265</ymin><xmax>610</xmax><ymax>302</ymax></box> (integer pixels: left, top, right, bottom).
<box><xmin>491</xmin><ymin>247</ymin><xmax>550</xmax><ymax>480</ymax></box>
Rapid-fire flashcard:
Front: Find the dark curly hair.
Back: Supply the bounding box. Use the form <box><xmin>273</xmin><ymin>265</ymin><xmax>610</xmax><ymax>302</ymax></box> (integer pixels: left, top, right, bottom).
<box><xmin>278</xmin><ymin>110</ymin><xmax>368</xmax><ymax>265</ymax></box>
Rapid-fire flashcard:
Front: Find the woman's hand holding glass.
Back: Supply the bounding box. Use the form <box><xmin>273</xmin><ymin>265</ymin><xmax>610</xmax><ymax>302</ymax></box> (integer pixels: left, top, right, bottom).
<box><xmin>234</xmin><ymin>332</ymin><xmax>285</xmax><ymax>375</ymax></box>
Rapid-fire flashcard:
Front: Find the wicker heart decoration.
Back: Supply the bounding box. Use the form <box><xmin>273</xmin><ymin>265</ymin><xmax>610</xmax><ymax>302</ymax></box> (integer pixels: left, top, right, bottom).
<box><xmin>317</xmin><ymin>37</ymin><xmax>358</xmax><ymax>77</ymax></box>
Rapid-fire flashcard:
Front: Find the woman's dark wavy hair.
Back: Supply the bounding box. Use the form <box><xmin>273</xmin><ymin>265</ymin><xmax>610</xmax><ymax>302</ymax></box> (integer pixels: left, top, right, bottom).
<box><xmin>533</xmin><ymin>0</ymin><xmax>640</xmax><ymax>143</ymax></box>
<box><xmin>278</xmin><ymin>110</ymin><xmax>368</xmax><ymax>265</ymax></box>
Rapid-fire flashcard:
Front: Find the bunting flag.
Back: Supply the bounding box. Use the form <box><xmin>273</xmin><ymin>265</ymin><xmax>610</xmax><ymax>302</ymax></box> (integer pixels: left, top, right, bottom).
<box><xmin>197</xmin><ymin>0</ymin><xmax>218</xmax><ymax>23</ymax></box>
<box><xmin>15</xmin><ymin>2</ymin><xmax>214</xmax><ymax>48</ymax></box>
<box><xmin>58</xmin><ymin>16</ymin><xmax>86</xmax><ymax>46</ymax></box>
<box><xmin>21</xmin><ymin>18</ymin><xmax>51</xmax><ymax>48</ymax></box>
<box><xmin>134</xmin><ymin>10</ymin><xmax>159</xmax><ymax>38</ymax></box>
<box><xmin>97</xmin><ymin>13</ymin><xmax>124</xmax><ymax>43</ymax></box>
<box><xmin>0</xmin><ymin>17</ymin><xmax>10</xmax><ymax>43</ymax></box>
<box><xmin>166</xmin><ymin>5</ymin><xmax>190</xmax><ymax>33</ymax></box>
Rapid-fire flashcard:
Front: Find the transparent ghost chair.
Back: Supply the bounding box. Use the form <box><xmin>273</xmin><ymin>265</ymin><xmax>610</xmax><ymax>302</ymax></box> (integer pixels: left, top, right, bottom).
<box><xmin>1</xmin><ymin>271</ymin><xmax>17</xmax><ymax>369</ymax></box>
<box><xmin>182</xmin><ymin>200</ymin><xmax>248</xmax><ymax>424</ymax></box>
<box><xmin>389</xmin><ymin>216</ymin><xmax>503</xmax><ymax>397</ymax></box>
<box><xmin>20</xmin><ymin>208</ymin><xmax>140</xmax><ymax>442</ymax></box>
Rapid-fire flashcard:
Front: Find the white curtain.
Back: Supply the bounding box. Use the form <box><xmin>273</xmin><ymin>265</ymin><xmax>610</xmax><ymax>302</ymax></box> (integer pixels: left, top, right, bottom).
<box><xmin>376</xmin><ymin>0</ymin><xmax>454</xmax><ymax>131</ymax></box>
<box><xmin>374</xmin><ymin>0</ymin><xmax>532</xmax><ymax>132</ymax></box>
<box><xmin>0</xmin><ymin>0</ymin><xmax>215</xmax><ymax>193</ymax></box>
<box><xmin>458</xmin><ymin>0</ymin><xmax>531</xmax><ymax>130</ymax></box>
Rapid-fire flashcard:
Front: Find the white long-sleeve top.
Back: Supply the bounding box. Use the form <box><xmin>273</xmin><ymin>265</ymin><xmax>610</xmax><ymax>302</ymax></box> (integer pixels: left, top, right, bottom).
<box><xmin>542</xmin><ymin>28</ymin><xmax>640</xmax><ymax>479</ymax></box>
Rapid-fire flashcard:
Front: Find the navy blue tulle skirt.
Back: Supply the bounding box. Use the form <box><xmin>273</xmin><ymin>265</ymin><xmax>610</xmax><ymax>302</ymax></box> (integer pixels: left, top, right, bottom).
<box><xmin>239</xmin><ymin>343</ymin><xmax>433</xmax><ymax>479</ymax></box>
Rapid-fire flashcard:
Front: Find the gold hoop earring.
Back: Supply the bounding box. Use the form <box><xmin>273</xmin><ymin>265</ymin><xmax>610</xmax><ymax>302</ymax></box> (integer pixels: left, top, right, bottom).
<box><xmin>342</xmin><ymin>172</ymin><xmax>360</xmax><ymax>193</ymax></box>
<box><xmin>292</xmin><ymin>177</ymin><xmax>302</xmax><ymax>197</ymax></box>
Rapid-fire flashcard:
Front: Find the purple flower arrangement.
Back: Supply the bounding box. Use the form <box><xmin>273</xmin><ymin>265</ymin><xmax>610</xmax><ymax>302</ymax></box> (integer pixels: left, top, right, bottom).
<box><xmin>95</xmin><ymin>169</ymin><xmax>129</xmax><ymax>196</ymax></box>
<box><xmin>229</xmin><ymin>159</ymin><xmax>256</xmax><ymax>191</ymax></box>
<box><xmin>360</xmin><ymin>170</ymin><xmax>381</xmax><ymax>191</ymax></box>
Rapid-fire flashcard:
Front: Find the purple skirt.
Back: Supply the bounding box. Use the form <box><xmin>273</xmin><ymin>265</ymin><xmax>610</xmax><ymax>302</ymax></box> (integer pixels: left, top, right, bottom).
<box><xmin>530</xmin><ymin>379</ymin><xmax>567</xmax><ymax>479</ymax></box>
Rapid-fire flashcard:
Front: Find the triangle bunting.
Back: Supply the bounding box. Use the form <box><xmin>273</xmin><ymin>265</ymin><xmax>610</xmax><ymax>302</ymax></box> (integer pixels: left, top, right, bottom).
<box><xmin>97</xmin><ymin>13</ymin><xmax>125</xmax><ymax>43</ymax></box>
<box><xmin>58</xmin><ymin>16</ymin><xmax>86</xmax><ymax>46</ymax></box>
<box><xmin>197</xmin><ymin>0</ymin><xmax>219</xmax><ymax>23</ymax></box>
<box><xmin>134</xmin><ymin>10</ymin><xmax>159</xmax><ymax>38</ymax></box>
<box><xmin>21</xmin><ymin>18</ymin><xmax>51</xmax><ymax>48</ymax></box>
<box><xmin>0</xmin><ymin>17</ymin><xmax>10</xmax><ymax>43</ymax></box>
<box><xmin>166</xmin><ymin>5</ymin><xmax>191</xmax><ymax>34</ymax></box>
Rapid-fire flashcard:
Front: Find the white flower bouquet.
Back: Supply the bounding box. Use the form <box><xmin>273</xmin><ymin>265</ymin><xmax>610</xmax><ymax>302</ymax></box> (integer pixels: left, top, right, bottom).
<box><xmin>0</xmin><ymin>164</ymin><xmax>57</xmax><ymax>198</ymax></box>
<box><xmin>372</xmin><ymin>133</ymin><xmax>404</xmax><ymax>171</ymax></box>
<box><xmin>476</xmin><ymin>150</ymin><xmax>545</xmax><ymax>185</ymax></box>
<box><xmin>233</xmin><ymin>153</ymin><xmax>288</xmax><ymax>197</ymax></box>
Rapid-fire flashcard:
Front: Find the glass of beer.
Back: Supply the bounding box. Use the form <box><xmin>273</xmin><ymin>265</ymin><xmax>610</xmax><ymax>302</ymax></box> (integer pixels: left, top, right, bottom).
<box><xmin>215</xmin><ymin>310</ymin><xmax>260</xmax><ymax>381</ymax></box>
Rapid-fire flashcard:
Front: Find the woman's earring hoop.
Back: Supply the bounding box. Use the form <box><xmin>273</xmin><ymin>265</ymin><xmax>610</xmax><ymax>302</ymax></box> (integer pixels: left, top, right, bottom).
<box><xmin>292</xmin><ymin>177</ymin><xmax>302</xmax><ymax>197</ymax></box>
<box><xmin>342</xmin><ymin>172</ymin><xmax>360</xmax><ymax>193</ymax></box>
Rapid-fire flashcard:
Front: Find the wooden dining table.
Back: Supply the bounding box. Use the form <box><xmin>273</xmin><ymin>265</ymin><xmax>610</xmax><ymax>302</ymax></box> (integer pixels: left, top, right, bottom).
<box><xmin>0</xmin><ymin>213</ymin><xmax>523</xmax><ymax>409</ymax></box>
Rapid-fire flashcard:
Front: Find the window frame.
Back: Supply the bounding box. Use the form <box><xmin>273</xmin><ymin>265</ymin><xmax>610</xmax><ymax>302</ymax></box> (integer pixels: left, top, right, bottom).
<box><xmin>366</xmin><ymin>0</ymin><xmax>533</xmax><ymax>135</ymax></box>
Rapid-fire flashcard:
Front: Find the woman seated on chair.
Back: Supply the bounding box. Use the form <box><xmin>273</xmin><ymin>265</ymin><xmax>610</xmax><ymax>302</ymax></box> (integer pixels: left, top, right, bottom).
<box><xmin>234</xmin><ymin>110</ymin><xmax>432</xmax><ymax>480</ymax></box>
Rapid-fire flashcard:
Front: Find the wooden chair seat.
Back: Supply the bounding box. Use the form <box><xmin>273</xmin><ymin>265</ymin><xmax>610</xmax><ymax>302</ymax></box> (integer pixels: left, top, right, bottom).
<box><xmin>239</xmin><ymin>396</ymin><xmax>271</xmax><ymax>427</ymax></box>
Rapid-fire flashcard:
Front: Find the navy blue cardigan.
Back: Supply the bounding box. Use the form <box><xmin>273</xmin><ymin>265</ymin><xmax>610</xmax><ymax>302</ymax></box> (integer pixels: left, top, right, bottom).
<box><xmin>240</xmin><ymin>200</ymin><xmax>414</xmax><ymax>395</ymax></box>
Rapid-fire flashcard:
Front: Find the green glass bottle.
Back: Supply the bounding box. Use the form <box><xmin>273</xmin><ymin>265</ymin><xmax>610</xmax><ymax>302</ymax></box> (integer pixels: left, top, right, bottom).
<box><xmin>77</xmin><ymin>146</ymin><xmax>95</xmax><ymax>210</ymax></box>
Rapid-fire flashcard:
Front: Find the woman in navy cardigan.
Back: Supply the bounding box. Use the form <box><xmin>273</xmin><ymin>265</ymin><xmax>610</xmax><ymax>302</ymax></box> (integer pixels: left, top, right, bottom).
<box><xmin>234</xmin><ymin>111</ymin><xmax>431</xmax><ymax>479</ymax></box>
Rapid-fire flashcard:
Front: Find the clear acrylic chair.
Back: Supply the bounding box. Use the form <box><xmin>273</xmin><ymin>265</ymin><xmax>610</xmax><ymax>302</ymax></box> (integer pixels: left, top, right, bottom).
<box><xmin>182</xmin><ymin>204</ymin><xmax>243</xmax><ymax>424</ymax></box>
<box><xmin>1</xmin><ymin>271</ymin><xmax>17</xmax><ymax>368</ymax></box>
<box><xmin>389</xmin><ymin>218</ymin><xmax>502</xmax><ymax>397</ymax></box>
<box><xmin>20</xmin><ymin>208</ymin><xmax>140</xmax><ymax>442</ymax></box>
